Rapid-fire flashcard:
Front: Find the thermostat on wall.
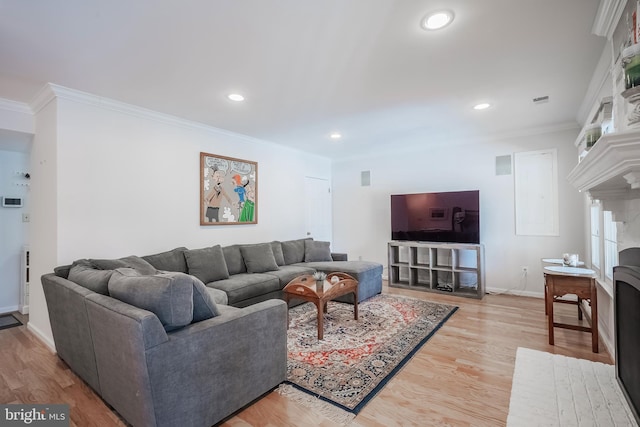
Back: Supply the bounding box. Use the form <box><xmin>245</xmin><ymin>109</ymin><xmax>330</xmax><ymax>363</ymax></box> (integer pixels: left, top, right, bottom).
<box><xmin>2</xmin><ymin>197</ymin><xmax>23</xmax><ymax>207</ymax></box>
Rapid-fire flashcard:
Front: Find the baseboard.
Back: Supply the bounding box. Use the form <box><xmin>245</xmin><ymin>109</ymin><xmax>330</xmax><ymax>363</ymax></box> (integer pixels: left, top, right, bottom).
<box><xmin>0</xmin><ymin>304</ymin><xmax>19</xmax><ymax>315</ymax></box>
<box><xmin>27</xmin><ymin>322</ymin><xmax>57</xmax><ymax>353</ymax></box>
<box><xmin>486</xmin><ymin>287</ymin><xmax>545</xmax><ymax>299</ymax></box>
<box><xmin>19</xmin><ymin>304</ymin><xmax>29</xmax><ymax>315</ymax></box>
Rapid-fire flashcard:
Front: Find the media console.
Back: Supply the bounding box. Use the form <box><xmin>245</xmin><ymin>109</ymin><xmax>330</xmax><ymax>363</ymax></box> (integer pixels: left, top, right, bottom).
<box><xmin>388</xmin><ymin>241</ymin><xmax>485</xmax><ymax>299</ymax></box>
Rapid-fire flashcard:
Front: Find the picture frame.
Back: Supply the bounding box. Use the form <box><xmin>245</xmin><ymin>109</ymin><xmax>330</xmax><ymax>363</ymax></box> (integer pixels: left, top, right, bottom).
<box><xmin>429</xmin><ymin>207</ymin><xmax>449</xmax><ymax>221</ymax></box>
<box><xmin>200</xmin><ymin>152</ymin><xmax>258</xmax><ymax>225</ymax></box>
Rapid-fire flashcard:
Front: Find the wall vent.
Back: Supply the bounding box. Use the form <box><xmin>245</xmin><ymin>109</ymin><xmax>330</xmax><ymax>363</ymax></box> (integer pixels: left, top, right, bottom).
<box><xmin>533</xmin><ymin>96</ymin><xmax>549</xmax><ymax>104</ymax></box>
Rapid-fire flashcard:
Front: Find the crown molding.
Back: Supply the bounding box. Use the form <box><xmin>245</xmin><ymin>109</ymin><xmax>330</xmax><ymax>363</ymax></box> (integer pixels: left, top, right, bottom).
<box><xmin>592</xmin><ymin>0</ymin><xmax>627</xmax><ymax>38</ymax></box>
<box><xmin>334</xmin><ymin>121</ymin><xmax>580</xmax><ymax>163</ymax></box>
<box><xmin>0</xmin><ymin>97</ymin><xmax>32</xmax><ymax>115</ymax></box>
<box><xmin>28</xmin><ymin>83</ymin><xmax>57</xmax><ymax>114</ymax></box>
<box><xmin>26</xmin><ymin>83</ymin><xmax>283</xmax><ymax>149</ymax></box>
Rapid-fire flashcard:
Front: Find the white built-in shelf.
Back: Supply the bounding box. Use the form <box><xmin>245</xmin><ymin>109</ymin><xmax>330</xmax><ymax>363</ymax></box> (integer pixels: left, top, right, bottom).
<box><xmin>567</xmin><ymin>129</ymin><xmax>640</xmax><ymax>201</ymax></box>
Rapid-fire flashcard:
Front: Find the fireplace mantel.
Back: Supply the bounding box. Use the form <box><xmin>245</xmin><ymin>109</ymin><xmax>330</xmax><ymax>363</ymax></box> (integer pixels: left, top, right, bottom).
<box><xmin>567</xmin><ymin>129</ymin><xmax>640</xmax><ymax>218</ymax></box>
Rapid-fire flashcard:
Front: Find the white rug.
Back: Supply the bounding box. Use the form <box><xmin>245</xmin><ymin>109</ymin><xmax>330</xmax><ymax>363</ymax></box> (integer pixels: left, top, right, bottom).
<box><xmin>507</xmin><ymin>347</ymin><xmax>638</xmax><ymax>427</ymax></box>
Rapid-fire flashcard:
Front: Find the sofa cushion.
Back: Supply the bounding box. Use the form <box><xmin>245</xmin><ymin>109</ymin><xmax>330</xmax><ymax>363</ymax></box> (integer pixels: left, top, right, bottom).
<box><xmin>68</xmin><ymin>259</ymin><xmax>113</xmax><ymax>295</ymax></box>
<box><xmin>281</xmin><ymin>238</ymin><xmax>311</xmax><ymax>265</ymax></box>
<box><xmin>206</xmin><ymin>287</ymin><xmax>228</xmax><ymax>306</ymax></box>
<box><xmin>222</xmin><ymin>245</ymin><xmax>247</xmax><ymax>275</ymax></box>
<box><xmin>207</xmin><ymin>273</ymin><xmax>281</xmax><ymax>306</ymax></box>
<box><xmin>142</xmin><ymin>247</ymin><xmax>188</xmax><ymax>273</ymax></box>
<box><xmin>271</xmin><ymin>241</ymin><xmax>285</xmax><ymax>266</ymax></box>
<box><xmin>108</xmin><ymin>268</ymin><xmax>194</xmax><ymax>331</ymax></box>
<box><xmin>240</xmin><ymin>243</ymin><xmax>279</xmax><ymax>273</ymax></box>
<box><xmin>184</xmin><ymin>245</ymin><xmax>230</xmax><ymax>284</ymax></box>
<box><xmin>304</xmin><ymin>240</ymin><xmax>332</xmax><ymax>262</ymax></box>
<box><xmin>264</xmin><ymin>265</ymin><xmax>316</xmax><ymax>286</ymax></box>
<box><xmin>90</xmin><ymin>255</ymin><xmax>157</xmax><ymax>275</ymax></box>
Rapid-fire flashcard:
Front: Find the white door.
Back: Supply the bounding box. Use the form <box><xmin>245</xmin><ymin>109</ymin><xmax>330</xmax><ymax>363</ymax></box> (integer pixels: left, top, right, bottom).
<box><xmin>304</xmin><ymin>176</ymin><xmax>332</xmax><ymax>242</ymax></box>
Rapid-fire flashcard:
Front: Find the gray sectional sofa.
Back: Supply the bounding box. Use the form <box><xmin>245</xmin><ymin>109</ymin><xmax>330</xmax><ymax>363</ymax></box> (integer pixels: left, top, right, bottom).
<box><xmin>41</xmin><ymin>238</ymin><xmax>382</xmax><ymax>427</ymax></box>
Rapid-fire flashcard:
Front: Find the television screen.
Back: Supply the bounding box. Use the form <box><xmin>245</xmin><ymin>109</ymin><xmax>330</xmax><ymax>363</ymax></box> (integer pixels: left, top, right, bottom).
<box><xmin>391</xmin><ymin>190</ymin><xmax>480</xmax><ymax>244</ymax></box>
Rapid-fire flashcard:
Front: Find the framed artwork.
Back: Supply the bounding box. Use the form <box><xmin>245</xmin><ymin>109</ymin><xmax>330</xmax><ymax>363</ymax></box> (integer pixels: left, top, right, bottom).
<box><xmin>200</xmin><ymin>152</ymin><xmax>258</xmax><ymax>225</ymax></box>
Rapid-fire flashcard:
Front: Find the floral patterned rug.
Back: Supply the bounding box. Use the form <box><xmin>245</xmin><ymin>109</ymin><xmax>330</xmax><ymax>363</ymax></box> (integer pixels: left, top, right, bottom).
<box><xmin>284</xmin><ymin>293</ymin><xmax>457</xmax><ymax>415</ymax></box>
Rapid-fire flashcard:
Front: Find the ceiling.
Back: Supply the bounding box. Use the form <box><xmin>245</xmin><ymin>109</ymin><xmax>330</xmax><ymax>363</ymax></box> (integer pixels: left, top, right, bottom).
<box><xmin>0</xmin><ymin>0</ymin><xmax>606</xmax><ymax>158</ymax></box>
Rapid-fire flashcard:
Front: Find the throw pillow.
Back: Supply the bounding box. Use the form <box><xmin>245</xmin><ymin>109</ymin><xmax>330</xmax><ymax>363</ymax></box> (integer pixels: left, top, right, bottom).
<box><xmin>304</xmin><ymin>240</ymin><xmax>332</xmax><ymax>262</ymax></box>
<box><xmin>108</xmin><ymin>268</ymin><xmax>194</xmax><ymax>331</ymax></box>
<box><xmin>142</xmin><ymin>247</ymin><xmax>188</xmax><ymax>273</ymax></box>
<box><xmin>281</xmin><ymin>238</ymin><xmax>311</xmax><ymax>265</ymax></box>
<box><xmin>222</xmin><ymin>245</ymin><xmax>246</xmax><ymax>275</ymax></box>
<box><xmin>90</xmin><ymin>255</ymin><xmax>157</xmax><ymax>275</ymax></box>
<box><xmin>271</xmin><ymin>241</ymin><xmax>285</xmax><ymax>266</ymax></box>
<box><xmin>240</xmin><ymin>243</ymin><xmax>279</xmax><ymax>273</ymax></box>
<box><xmin>161</xmin><ymin>272</ymin><xmax>220</xmax><ymax>320</ymax></box>
<box><xmin>184</xmin><ymin>245</ymin><xmax>230</xmax><ymax>284</ymax></box>
<box><xmin>68</xmin><ymin>259</ymin><xmax>113</xmax><ymax>295</ymax></box>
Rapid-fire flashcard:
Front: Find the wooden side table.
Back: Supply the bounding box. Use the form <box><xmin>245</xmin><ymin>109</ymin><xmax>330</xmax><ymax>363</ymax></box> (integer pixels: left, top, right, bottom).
<box><xmin>543</xmin><ymin>265</ymin><xmax>598</xmax><ymax>353</ymax></box>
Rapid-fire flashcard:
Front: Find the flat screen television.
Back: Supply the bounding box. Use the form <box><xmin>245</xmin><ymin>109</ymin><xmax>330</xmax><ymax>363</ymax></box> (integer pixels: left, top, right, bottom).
<box><xmin>391</xmin><ymin>190</ymin><xmax>480</xmax><ymax>244</ymax></box>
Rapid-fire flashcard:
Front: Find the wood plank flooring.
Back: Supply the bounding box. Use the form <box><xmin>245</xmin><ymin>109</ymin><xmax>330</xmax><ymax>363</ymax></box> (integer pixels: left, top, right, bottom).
<box><xmin>0</xmin><ymin>285</ymin><xmax>612</xmax><ymax>426</ymax></box>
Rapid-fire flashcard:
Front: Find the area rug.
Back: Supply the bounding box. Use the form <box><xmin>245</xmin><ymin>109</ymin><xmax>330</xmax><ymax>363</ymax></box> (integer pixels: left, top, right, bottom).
<box><xmin>278</xmin><ymin>293</ymin><xmax>457</xmax><ymax>422</ymax></box>
<box><xmin>0</xmin><ymin>313</ymin><xmax>22</xmax><ymax>331</ymax></box>
<box><xmin>507</xmin><ymin>347</ymin><xmax>638</xmax><ymax>427</ymax></box>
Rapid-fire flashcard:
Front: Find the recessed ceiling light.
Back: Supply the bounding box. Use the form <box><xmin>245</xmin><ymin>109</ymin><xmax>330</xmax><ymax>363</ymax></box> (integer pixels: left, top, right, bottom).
<box><xmin>473</xmin><ymin>103</ymin><xmax>491</xmax><ymax>110</ymax></box>
<box><xmin>329</xmin><ymin>132</ymin><xmax>342</xmax><ymax>140</ymax></box>
<box><xmin>227</xmin><ymin>93</ymin><xmax>245</xmax><ymax>102</ymax></box>
<box><xmin>421</xmin><ymin>10</ymin><xmax>454</xmax><ymax>31</ymax></box>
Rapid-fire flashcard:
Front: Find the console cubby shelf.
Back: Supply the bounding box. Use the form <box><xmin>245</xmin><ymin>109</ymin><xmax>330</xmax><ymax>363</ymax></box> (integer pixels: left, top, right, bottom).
<box><xmin>388</xmin><ymin>241</ymin><xmax>485</xmax><ymax>299</ymax></box>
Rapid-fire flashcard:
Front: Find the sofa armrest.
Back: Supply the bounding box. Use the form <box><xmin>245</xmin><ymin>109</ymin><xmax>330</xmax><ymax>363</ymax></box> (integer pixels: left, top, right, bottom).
<box><xmin>85</xmin><ymin>293</ymin><xmax>172</xmax><ymax>427</ymax></box>
<box><xmin>86</xmin><ymin>294</ymin><xmax>169</xmax><ymax>349</ymax></box>
<box><xmin>331</xmin><ymin>252</ymin><xmax>348</xmax><ymax>261</ymax></box>
<box><xmin>143</xmin><ymin>299</ymin><xmax>288</xmax><ymax>426</ymax></box>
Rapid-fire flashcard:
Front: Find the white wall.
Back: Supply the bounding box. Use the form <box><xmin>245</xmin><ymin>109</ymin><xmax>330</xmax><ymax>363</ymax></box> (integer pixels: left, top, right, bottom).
<box><xmin>0</xmin><ymin>149</ymin><xmax>30</xmax><ymax>313</ymax></box>
<box><xmin>331</xmin><ymin>127</ymin><xmax>585</xmax><ymax>296</ymax></box>
<box><xmin>28</xmin><ymin>87</ymin><xmax>332</xmax><ymax>347</ymax></box>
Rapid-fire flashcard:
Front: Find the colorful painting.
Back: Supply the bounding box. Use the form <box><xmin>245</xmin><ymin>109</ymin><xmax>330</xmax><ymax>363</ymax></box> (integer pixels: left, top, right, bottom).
<box><xmin>200</xmin><ymin>152</ymin><xmax>257</xmax><ymax>225</ymax></box>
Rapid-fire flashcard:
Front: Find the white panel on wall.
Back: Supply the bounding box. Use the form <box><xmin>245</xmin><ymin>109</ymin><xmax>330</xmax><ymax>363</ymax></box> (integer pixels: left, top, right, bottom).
<box><xmin>514</xmin><ymin>149</ymin><xmax>559</xmax><ymax>236</ymax></box>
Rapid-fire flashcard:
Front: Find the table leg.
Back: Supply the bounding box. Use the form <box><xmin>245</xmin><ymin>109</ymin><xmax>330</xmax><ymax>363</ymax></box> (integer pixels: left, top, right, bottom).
<box><xmin>284</xmin><ymin>294</ymin><xmax>290</xmax><ymax>329</ymax></box>
<box><xmin>353</xmin><ymin>292</ymin><xmax>358</xmax><ymax>320</ymax></box>
<box><xmin>546</xmin><ymin>278</ymin><xmax>555</xmax><ymax>345</ymax></box>
<box><xmin>544</xmin><ymin>279</ymin><xmax>548</xmax><ymax>315</ymax></box>
<box><xmin>591</xmin><ymin>279</ymin><xmax>599</xmax><ymax>353</ymax></box>
<box><xmin>577</xmin><ymin>296</ymin><xmax>583</xmax><ymax>320</ymax></box>
<box><xmin>316</xmin><ymin>301</ymin><xmax>324</xmax><ymax>340</ymax></box>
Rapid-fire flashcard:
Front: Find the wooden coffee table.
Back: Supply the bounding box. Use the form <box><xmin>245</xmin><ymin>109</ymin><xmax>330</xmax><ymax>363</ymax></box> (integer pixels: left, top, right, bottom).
<box><xmin>283</xmin><ymin>272</ymin><xmax>358</xmax><ymax>340</ymax></box>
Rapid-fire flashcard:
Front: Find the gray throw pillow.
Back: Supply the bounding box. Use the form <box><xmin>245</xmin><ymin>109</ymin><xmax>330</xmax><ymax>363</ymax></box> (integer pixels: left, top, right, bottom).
<box><xmin>184</xmin><ymin>245</ymin><xmax>230</xmax><ymax>284</ymax></box>
<box><xmin>160</xmin><ymin>272</ymin><xmax>220</xmax><ymax>320</ymax></box>
<box><xmin>90</xmin><ymin>255</ymin><xmax>157</xmax><ymax>275</ymax></box>
<box><xmin>240</xmin><ymin>243</ymin><xmax>279</xmax><ymax>273</ymax></box>
<box><xmin>271</xmin><ymin>241</ymin><xmax>285</xmax><ymax>266</ymax></box>
<box><xmin>68</xmin><ymin>259</ymin><xmax>113</xmax><ymax>295</ymax></box>
<box><xmin>142</xmin><ymin>247</ymin><xmax>188</xmax><ymax>273</ymax></box>
<box><xmin>108</xmin><ymin>268</ymin><xmax>194</xmax><ymax>331</ymax></box>
<box><xmin>304</xmin><ymin>240</ymin><xmax>332</xmax><ymax>262</ymax></box>
<box><xmin>281</xmin><ymin>238</ymin><xmax>311</xmax><ymax>265</ymax></box>
<box><xmin>222</xmin><ymin>245</ymin><xmax>247</xmax><ymax>275</ymax></box>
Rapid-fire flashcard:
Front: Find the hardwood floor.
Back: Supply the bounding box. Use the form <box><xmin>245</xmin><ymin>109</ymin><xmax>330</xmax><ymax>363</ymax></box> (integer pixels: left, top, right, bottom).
<box><xmin>0</xmin><ymin>285</ymin><xmax>612</xmax><ymax>427</ymax></box>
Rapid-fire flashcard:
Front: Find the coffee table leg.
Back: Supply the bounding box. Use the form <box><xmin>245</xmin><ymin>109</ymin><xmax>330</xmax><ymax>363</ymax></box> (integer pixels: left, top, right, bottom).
<box><xmin>353</xmin><ymin>292</ymin><xmax>358</xmax><ymax>320</ymax></box>
<box><xmin>316</xmin><ymin>301</ymin><xmax>324</xmax><ymax>340</ymax></box>
<box><xmin>284</xmin><ymin>294</ymin><xmax>290</xmax><ymax>329</ymax></box>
